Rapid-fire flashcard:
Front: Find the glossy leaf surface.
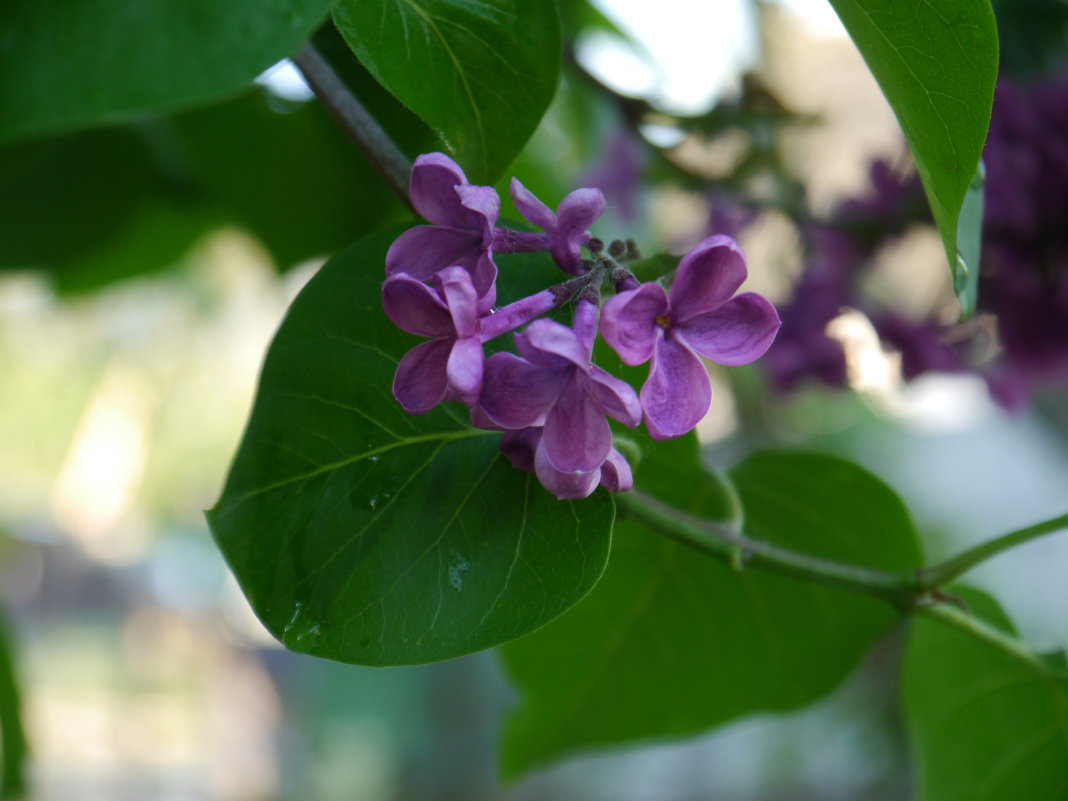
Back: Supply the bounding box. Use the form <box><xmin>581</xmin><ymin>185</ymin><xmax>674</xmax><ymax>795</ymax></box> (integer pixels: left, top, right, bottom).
<box><xmin>0</xmin><ymin>0</ymin><xmax>333</xmax><ymax>144</ymax></box>
<box><xmin>209</xmin><ymin>229</ymin><xmax>614</xmax><ymax>665</ymax></box>
<box><xmin>332</xmin><ymin>0</ymin><xmax>560</xmax><ymax>184</ymax></box>
<box><xmin>827</xmin><ymin>0</ymin><xmax>998</xmax><ymax>315</ymax></box>
<box><xmin>0</xmin><ymin>89</ymin><xmax>409</xmax><ymax>288</ymax></box>
<box><xmin>499</xmin><ymin>448</ymin><xmax>922</xmax><ymax>776</ymax></box>
<box><xmin>903</xmin><ymin>587</ymin><xmax>1068</xmax><ymax>801</ymax></box>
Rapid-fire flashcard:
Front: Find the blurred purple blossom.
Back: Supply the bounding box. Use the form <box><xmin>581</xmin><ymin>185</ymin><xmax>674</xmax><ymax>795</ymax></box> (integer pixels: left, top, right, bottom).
<box><xmin>579</xmin><ymin>129</ymin><xmax>646</xmax><ymax>224</ymax></box>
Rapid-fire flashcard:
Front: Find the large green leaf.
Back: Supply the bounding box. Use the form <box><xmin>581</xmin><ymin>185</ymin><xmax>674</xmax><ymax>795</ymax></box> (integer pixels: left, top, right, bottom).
<box><xmin>332</xmin><ymin>0</ymin><xmax>561</xmax><ymax>184</ymax></box>
<box><xmin>0</xmin><ymin>89</ymin><xmax>409</xmax><ymax>288</ymax></box>
<box><xmin>208</xmin><ymin>229</ymin><xmax>614</xmax><ymax>666</ymax></box>
<box><xmin>903</xmin><ymin>587</ymin><xmax>1068</xmax><ymax>800</ymax></box>
<box><xmin>499</xmin><ymin>448</ymin><xmax>922</xmax><ymax>776</ymax></box>
<box><xmin>0</xmin><ymin>0</ymin><xmax>334</xmax><ymax>144</ymax></box>
<box><xmin>827</xmin><ymin>0</ymin><xmax>998</xmax><ymax>315</ymax></box>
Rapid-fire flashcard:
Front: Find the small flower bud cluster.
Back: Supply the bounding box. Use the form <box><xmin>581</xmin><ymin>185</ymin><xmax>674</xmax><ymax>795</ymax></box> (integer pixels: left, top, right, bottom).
<box><xmin>382</xmin><ymin>153</ymin><xmax>781</xmax><ymax>500</ymax></box>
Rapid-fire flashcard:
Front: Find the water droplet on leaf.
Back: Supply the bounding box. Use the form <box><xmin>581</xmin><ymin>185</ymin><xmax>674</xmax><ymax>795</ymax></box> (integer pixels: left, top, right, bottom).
<box><xmin>448</xmin><ymin>554</ymin><xmax>471</xmax><ymax>591</ymax></box>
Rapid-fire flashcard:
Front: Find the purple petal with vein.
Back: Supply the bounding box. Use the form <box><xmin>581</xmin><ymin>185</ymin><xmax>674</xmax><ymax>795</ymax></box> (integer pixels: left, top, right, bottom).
<box><xmin>678</xmin><ymin>292</ymin><xmax>782</xmax><ymax>365</ymax></box>
<box><xmin>542</xmin><ymin>373</ymin><xmax>612</xmax><ymax>473</ymax></box>
<box><xmin>601</xmin><ymin>283</ymin><xmax>669</xmax><ymax>365</ymax></box>
<box><xmin>585</xmin><ymin>366</ymin><xmax>642</xmax><ymax>427</ymax></box>
<box><xmin>479</xmin><ymin>353</ymin><xmax>565</xmax><ymax>429</ymax></box>
<box><xmin>670</xmin><ymin>235</ymin><xmax>748</xmax><ymax>321</ymax></box>
<box><xmin>382</xmin><ymin>273</ymin><xmax>453</xmax><ymax>338</ymax></box>
<box><xmin>393</xmin><ymin>338</ymin><xmax>452</xmax><ymax>414</ymax></box>
<box><xmin>641</xmin><ymin>336</ymin><xmax>711</xmax><ymax>440</ymax></box>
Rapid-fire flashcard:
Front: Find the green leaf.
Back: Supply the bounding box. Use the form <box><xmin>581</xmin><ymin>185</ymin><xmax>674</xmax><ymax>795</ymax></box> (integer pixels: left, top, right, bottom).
<box><xmin>0</xmin><ymin>0</ymin><xmax>334</xmax><ymax>144</ymax></box>
<box><xmin>0</xmin><ymin>609</ymin><xmax>26</xmax><ymax>799</ymax></box>
<box><xmin>332</xmin><ymin>0</ymin><xmax>561</xmax><ymax>184</ymax></box>
<box><xmin>954</xmin><ymin>160</ymin><xmax>985</xmax><ymax>317</ymax></box>
<box><xmin>499</xmin><ymin>449</ymin><xmax>922</xmax><ymax>777</ymax></box>
<box><xmin>903</xmin><ymin>587</ymin><xmax>1068</xmax><ymax>801</ymax></box>
<box><xmin>827</xmin><ymin>0</ymin><xmax>998</xmax><ymax>314</ymax></box>
<box><xmin>0</xmin><ymin>89</ymin><xmax>410</xmax><ymax>288</ymax></box>
<box><xmin>208</xmin><ymin>228</ymin><xmax>614</xmax><ymax>666</ymax></box>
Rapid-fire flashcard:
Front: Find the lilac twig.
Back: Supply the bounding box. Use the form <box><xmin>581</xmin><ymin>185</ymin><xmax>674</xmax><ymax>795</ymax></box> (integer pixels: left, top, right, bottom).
<box><xmin>292</xmin><ymin>43</ymin><xmax>415</xmax><ymax>213</ymax></box>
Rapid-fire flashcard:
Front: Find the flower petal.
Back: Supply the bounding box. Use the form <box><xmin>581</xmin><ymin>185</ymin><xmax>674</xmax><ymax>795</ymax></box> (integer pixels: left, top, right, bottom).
<box><xmin>534</xmin><ymin>439</ymin><xmax>600</xmax><ymax>500</ymax></box>
<box><xmin>382</xmin><ymin>273</ymin><xmax>452</xmax><ymax>337</ymax></box>
<box><xmin>550</xmin><ymin>187</ymin><xmax>605</xmax><ymax>271</ymax></box>
<box><xmin>510</xmin><ymin>177</ymin><xmax>557</xmax><ymax>232</ymax></box>
<box><xmin>409</xmin><ymin>153</ymin><xmax>471</xmax><ymax>227</ymax></box>
<box><xmin>676</xmin><ymin>292</ymin><xmax>782</xmax><ymax>365</ymax></box>
<box><xmin>469</xmin><ymin>252</ymin><xmax>498</xmax><ymax>313</ymax></box>
<box><xmin>446</xmin><ymin>336</ymin><xmax>484</xmax><ymax>406</ymax></box>
<box><xmin>585</xmin><ymin>366</ymin><xmax>642</xmax><ymax>428</ymax></box>
<box><xmin>393</xmin><ymin>338</ymin><xmax>451</xmax><ymax>414</ymax></box>
<box><xmin>385</xmin><ymin>225</ymin><xmax>481</xmax><ymax>281</ymax></box>
<box><xmin>499</xmin><ymin>427</ymin><xmax>541</xmax><ymax>472</ymax></box>
<box><xmin>543</xmin><ymin>372</ymin><xmax>612</xmax><ymax>473</ymax></box>
<box><xmin>479</xmin><ymin>353</ymin><xmax>565</xmax><ymax>429</ymax></box>
<box><xmin>599</xmin><ymin>448</ymin><xmax>633</xmax><ymax>493</ymax></box>
<box><xmin>521</xmin><ymin>318</ymin><xmax>590</xmax><ymax>367</ymax></box>
<box><xmin>456</xmin><ymin>184</ymin><xmax>500</xmax><ymax>242</ymax></box>
<box><xmin>435</xmin><ymin>266</ymin><xmax>480</xmax><ymax>338</ymax></box>
<box><xmin>600</xmin><ymin>283</ymin><xmax>669</xmax><ymax>365</ymax></box>
<box><xmin>669</xmin><ymin>234</ymin><xmax>748</xmax><ymax>322</ymax></box>
<box><xmin>640</xmin><ymin>336</ymin><xmax>711</xmax><ymax>440</ymax></box>
<box><xmin>556</xmin><ymin>187</ymin><xmax>606</xmax><ymax>232</ymax></box>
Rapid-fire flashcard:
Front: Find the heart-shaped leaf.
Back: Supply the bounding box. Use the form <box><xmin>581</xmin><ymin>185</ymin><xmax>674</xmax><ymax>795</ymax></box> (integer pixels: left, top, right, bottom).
<box><xmin>209</xmin><ymin>229</ymin><xmax>614</xmax><ymax>665</ymax></box>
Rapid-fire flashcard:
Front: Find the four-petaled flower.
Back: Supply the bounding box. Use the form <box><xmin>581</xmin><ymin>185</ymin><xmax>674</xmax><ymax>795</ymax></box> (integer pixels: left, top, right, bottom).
<box><xmin>510</xmin><ymin>178</ymin><xmax>606</xmax><ymax>275</ymax></box>
<box><xmin>383</xmin><ymin>266</ymin><xmax>484</xmax><ymax>413</ymax></box>
<box><xmin>479</xmin><ymin>300</ymin><xmax>642</xmax><ymax>474</ymax></box>
<box><xmin>601</xmin><ymin>235</ymin><xmax>781</xmax><ymax>440</ymax></box>
<box><xmin>386</xmin><ymin>153</ymin><xmax>499</xmax><ymax>311</ymax></box>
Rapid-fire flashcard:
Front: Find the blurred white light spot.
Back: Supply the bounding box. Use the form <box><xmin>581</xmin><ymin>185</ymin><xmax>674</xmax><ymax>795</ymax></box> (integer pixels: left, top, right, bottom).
<box><xmin>576</xmin><ymin>31</ymin><xmax>658</xmax><ymax>99</ymax></box>
<box><xmin>770</xmin><ymin>0</ymin><xmax>847</xmax><ymax>38</ymax></box>
<box><xmin>256</xmin><ymin>59</ymin><xmax>314</xmax><ymax>102</ymax></box>
<box><xmin>639</xmin><ymin>123</ymin><xmax>686</xmax><ymax>149</ymax></box>
<box><xmin>592</xmin><ymin>0</ymin><xmax>757</xmax><ymax>113</ymax></box>
<box><xmin>826</xmin><ymin>309</ymin><xmax>996</xmax><ymax>431</ymax></box>
<box><xmin>52</xmin><ymin>364</ymin><xmax>155</xmax><ymax>563</ymax></box>
<box><xmin>826</xmin><ymin>309</ymin><xmax>900</xmax><ymax>395</ymax></box>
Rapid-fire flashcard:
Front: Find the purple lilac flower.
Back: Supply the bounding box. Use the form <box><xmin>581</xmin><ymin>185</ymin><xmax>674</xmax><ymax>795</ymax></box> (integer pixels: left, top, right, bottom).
<box><xmin>386</xmin><ymin>153</ymin><xmax>499</xmax><ymax>311</ymax></box>
<box><xmin>579</xmin><ymin>129</ymin><xmax>646</xmax><ymax>224</ymax></box>
<box><xmin>382</xmin><ymin>267</ymin><xmax>483</xmax><ymax>413</ymax></box>
<box><xmin>509</xmin><ymin>179</ymin><xmax>606</xmax><ymax>275</ymax></box>
<box><xmin>500</xmin><ymin>427</ymin><xmax>633</xmax><ymax>500</ymax></box>
<box><xmin>978</xmin><ymin>72</ymin><xmax>1068</xmax><ymax>402</ymax></box>
<box><xmin>601</xmin><ymin>235</ymin><xmax>781</xmax><ymax>440</ymax></box>
<box><xmin>478</xmin><ymin>299</ymin><xmax>642</xmax><ymax>474</ymax></box>
<box><xmin>870</xmin><ymin>313</ymin><xmax>965</xmax><ymax>380</ymax></box>
<box><xmin>763</xmin><ymin>226</ymin><xmax>857</xmax><ymax>391</ymax></box>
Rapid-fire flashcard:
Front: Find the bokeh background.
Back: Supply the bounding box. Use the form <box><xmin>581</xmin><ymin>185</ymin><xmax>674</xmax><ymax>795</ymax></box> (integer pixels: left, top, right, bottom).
<box><xmin>2</xmin><ymin>0</ymin><xmax>1066</xmax><ymax>798</ymax></box>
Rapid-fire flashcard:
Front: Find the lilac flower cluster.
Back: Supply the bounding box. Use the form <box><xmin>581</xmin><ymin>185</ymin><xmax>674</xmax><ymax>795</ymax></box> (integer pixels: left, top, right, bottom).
<box><xmin>383</xmin><ymin>153</ymin><xmax>781</xmax><ymax>499</ymax></box>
